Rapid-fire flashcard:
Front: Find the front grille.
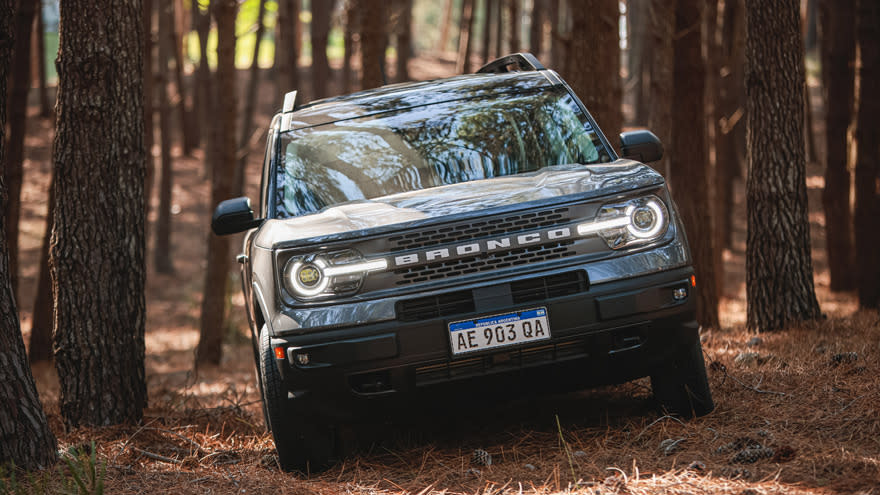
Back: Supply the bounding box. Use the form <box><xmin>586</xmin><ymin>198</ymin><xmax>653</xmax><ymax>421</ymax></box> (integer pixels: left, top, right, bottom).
<box><xmin>414</xmin><ymin>338</ymin><xmax>586</xmax><ymax>386</ymax></box>
<box><xmin>387</xmin><ymin>207</ymin><xmax>571</xmax><ymax>253</ymax></box>
<box><xmin>396</xmin><ymin>270</ymin><xmax>587</xmax><ymax>322</ymax></box>
<box><xmin>394</xmin><ymin>240</ymin><xmax>577</xmax><ymax>285</ymax></box>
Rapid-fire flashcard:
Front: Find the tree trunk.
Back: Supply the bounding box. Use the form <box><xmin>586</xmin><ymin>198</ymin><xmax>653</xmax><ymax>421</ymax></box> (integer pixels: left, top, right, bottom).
<box><xmin>643</xmin><ymin>0</ymin><xmax>673</xmax><ymax>177</ymax></box>
<box><xmin>4</xmin><ymin>0</ymin><xmax>37</xmax><ymax>303</ymax></box>
<box><xmin>29</xmin><ymin>173</ymin><xmax>54</xmax><ymax>364</ymax></box>
<box><xmin>197</xmin><ymin>0</ymin><xmax>238</xmax><ymax>367</ymax></box>
<box><xmin>154</xmin><ymin>0</ymin><xmax>175</xmax><ymax>274</ymax></box>
<box><xmin>669</xmin><ymin>0</ymin><xmax>719</xmax><ymax>329</ymax></box>
<box><xmin>529</xmin><ymin>0</ymin><xmax>543</xmax><ymax>58</ymax></box>
<box><xmin>507</xmin><ymin>0</ymin><xmax>520</xmax><ymax>52</ymax></box>
<box><xmin>277</xmin><ymin>0</ymin><xmax>301</xmax><ymax>93</ymax></box>
<box><xmin>194</xmin><ymin>0</ymin><xmax>212</xmax><ymax>153</ymax></box>
<box><xmin>566</xmin><ymin>0</ymin><xmax>621</xmax><ymax>146</ymax></box>
<box><xmin>236</xmin><ymin>0</ymin><xmax>267</xmax><ymax>196</ymax></box>
<box><xmin>549</xmin><ymin>0</ymin><xmax>561</xmax><ymax>68</ymax></box>
<box><xmin>438</xmin><ymin>0</ymin><xmax>454</xmax><ymax>52</ymax></box>
<box><xmin>310</xmin><ymin>0</ymin><xmax>336</xmax><ymax>100</ymax></box>
<box><xmin>853</xmin><ymin>0</ymin><xmax>880</xmax><ymax>309</ymax></box>
<box><xmin>0</xmin><ymin>0</ymin><xmax>57</xmax><ymax>468</ymax></box>
<box><xmin>627</xmin><ymin>0</ymin><xmax>647</xmax><ymax>125</ymax></box>
<box><xmin>36</xmin><ymin>0</ymin><xmax>52</xmax><ymax>118</ymax></box>
<box><xmin>170</xmin><ymin>7</ymin><xmax>197</xmax><ymax>155</ymax></box>
<box><xmin>818</xmin><ymin>0</ymin><xmax>855</xmax><ymax>291</ymax></box>
<box><xmin>343</xmin><ymin>0</ymin><xmax>357</xmax><ymax>93</ymax></box>
<box><xmin>144</xmin><ymin>0</ymin><xmax>154</xmax><ymax>231</ymax></box>
<box><xmin>745</xmin><ymin>0</ymin><xmax>821</xmax><ymax>331</ymax></box>
<box><xmin>481</xmin><ymin>0</ymin><xmax>493</xmax><ymax>63</ymax></box>
<box><xmin>396</xmin><ymin>0</ymin><xmax>412</xmax><ymax>81</ymax></box>
<box><xmin>456</xmin><ymin>0</ymin><xmax>475</xmax><ymax>73</ymax></box>
<box><xmin>715</xmin><ymin>0</ymin><xmax>745</xmax><ymax>250</ymax></box>
<box><xmin>360</xmin><ymin>0</ymin><xmax>387</xmax><ymax>90</ymax></box>
<box><xmin>52</xmin><ymin>0</ymin><xmax>148</xmax><ymax>426</ymax></box>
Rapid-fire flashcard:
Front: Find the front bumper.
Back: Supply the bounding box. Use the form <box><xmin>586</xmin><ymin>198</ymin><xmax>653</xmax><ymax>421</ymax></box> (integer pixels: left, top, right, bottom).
<box><xmin>269</xmin><ymin>266</ymin><xmax>697</xmax><ymax>421</ymax></box>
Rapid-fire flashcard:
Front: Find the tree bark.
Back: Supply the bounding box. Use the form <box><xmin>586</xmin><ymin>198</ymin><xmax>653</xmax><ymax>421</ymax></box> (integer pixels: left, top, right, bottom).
<box><xmin>236</xmin><ymin>0</ymin><xmax>267</xmax><ymax>196</ymax></box>
<box><xmin>4</xmin><ymin>0</ymin><xmax>37</xmax><ymax>303</ymax></box>
<box><xmin>549</xmin><ymin>0</ymin><xmax>561</xmax><ymax>69</ymax></box>
<box><xmin>853</xmin><ymin>0</ymin><xmax>880</xmax><ymax>309</ymax></box>
<box><xmin>310</xmin><ymin>0</ymin><xmax>336</xmax><ymax>100</ymax></box>
<box><xmin>507</xmin><ymin>0</ymin><xmax>520</xmax><ymax>52</ymax></box>
<box><xmin>715</xmin><ymin>0</ymin><xmax>745</xmax><ymax>250</ymax></box>
<box><xmin>627</xmin><ymin>0</ymin><xmax>647</xmax><ymax>125</ymax></box>
<box><xmin>566</xmin><ymin>0</ymin><xmax>621</xmax><ymax>147</ymax></box>
<box><xmin>360</xmin><ymin>0</ymin><xmax>387</xmax><ymax>90</ymax></box>
<box><xmin>144</xmin><ymin>0</ymin><xmax>155</xmax><ymax>228</ymax></box>
<box><xmin>745</xmin><ymin>0</ymin><xmax>821</xmax><ymax>331</ymax></box>
<box><xmin>154</xmin><ymin>0</ymin><xmax>175</xmax><ymax>274</ymax></box>
<box><xmin>342</xmin><ymin>0</ymin><xmax>357</xmax><ymax>93</ymax></box>
<box><xmin>0</xmin><ymin>0</ymin><xmax>57</xmax><ymax>468</ymax></box>
<box><xmin>669</xmin><ymin>0</ymin><xmax>719</xmax><ymax>329</ymax></box>
<box><xmin>277</xmin><ymin>0</ymin><xmax>300</xmax><ymax>93</ymax></box>
<box><xmin>481</xmin><ymin>0</ymin><xmax>493</xmax><ymax>63</ymax></box>
<box><xmin>456</xmin><ymin>0</ymin><xmax>475</xmax><ymax>73</ymax></box>
<box><xmin>170</xmin><ymin>6</ymin><xmax>197</xmax><ymax>156</ymax></box>
<box><xmin>36</xmin><ymin>0</ymin><xmax>52</xmax><ymax>118</ymax></box>
<box><xmin>51</xmin><ymin>0</ymin><xmax>148</xmax><ymax>426</ymax></box>
<box><xmin>29</xmin><ymin>173</ymin><xmax>54</xmax><ymax>364</ymax></box>
<box><xmin>818</xmin><ymin>0</ymin><xmax>855</xmax><ymax>291</ymax></box>
<box><xmin>197</xmin><ymin>0</ymin><xmax>238</xmax><ymax>367</ymax></box>
<box><xmin>193</xmin><ymin>0</ymin><xmax>211</xmax><ymax>153</ymax></box>
<box><xmin>438</xmin><ymin>0</ymin><xmax>454</xmax><ymax>53</ymax></box>
<box><xmin>643</xmin><ymin>0</ymin><xmax>673</xmax><ymax>177</ymax></box>
<box><xmin>396</xmin><ymin>0</ymin><xmax>412</xmax><ymax>81</ymax></box>
<box><xmin>529</xmin><ymin>0</ymin><xmax>543</xmax><ymax>57</ymax></box>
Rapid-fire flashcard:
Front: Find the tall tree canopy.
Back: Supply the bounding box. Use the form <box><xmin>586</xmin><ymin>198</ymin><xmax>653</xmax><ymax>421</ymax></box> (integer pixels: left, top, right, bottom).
<box><xmin>51</xmin><ymin>0</ymin><xmax>148</xmax><ymax>426</ymax></box>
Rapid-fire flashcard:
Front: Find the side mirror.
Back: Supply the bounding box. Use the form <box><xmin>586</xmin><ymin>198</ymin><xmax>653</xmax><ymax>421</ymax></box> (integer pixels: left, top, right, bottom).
<box><xmin>620</xmin><ymin>130</ymin><xmax>663</xmax><ymax>163</ymax></box>
<box><xmin>212</xmin><ymin>197</ymin><xmax>263</xmax><ymax>235</ymax></box>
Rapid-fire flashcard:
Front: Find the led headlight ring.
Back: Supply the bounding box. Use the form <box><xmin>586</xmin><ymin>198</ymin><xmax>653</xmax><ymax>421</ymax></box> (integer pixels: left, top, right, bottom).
<box><xmin>625</xmin><ymin>199</ymin><xmax>665</xmax><ymax>239</ymax></box>
<box><xmin>286</xmin><ymin>257</ymin><xmax>330</xmax><ymax>297</ymax></box>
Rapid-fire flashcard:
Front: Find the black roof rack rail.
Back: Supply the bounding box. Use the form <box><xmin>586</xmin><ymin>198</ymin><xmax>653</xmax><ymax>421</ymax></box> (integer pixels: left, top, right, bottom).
<box><xmin>476</xmin><ymin>53</ymin><xmax>546</xmax><ymax>74</ymax></box>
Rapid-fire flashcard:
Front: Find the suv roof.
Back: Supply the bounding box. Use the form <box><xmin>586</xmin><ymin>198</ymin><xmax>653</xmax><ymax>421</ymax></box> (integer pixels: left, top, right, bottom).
<box><xmin>285</xmin><ymin>71</ymin><xmax>562</xmax><ymax>131</ymax></box>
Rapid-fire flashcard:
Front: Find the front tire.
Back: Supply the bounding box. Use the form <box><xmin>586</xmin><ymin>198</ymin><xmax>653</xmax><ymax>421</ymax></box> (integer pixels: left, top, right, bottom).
<box><xmin>259</xmin><ymin>326</ymin><xmax>335</xmax><ymax>472</ymax></box>
<box><xmin>650</xmin><ymin>329</ymin><xmax>714</xmax><ymax>418</ymax></box>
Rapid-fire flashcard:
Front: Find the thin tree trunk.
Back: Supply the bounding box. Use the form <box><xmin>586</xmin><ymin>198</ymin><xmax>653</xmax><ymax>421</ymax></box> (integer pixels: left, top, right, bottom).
<box><xmin>360</xmin><ymin>0</ymin><xmax>387</xmax><ymax>90</ymax></box>
<box><xmin>396</xmin><ymin>0</ymin><xmax>412</xmax><ymax>81</ymax></box>
<box><xmin>627</xmin><ymin>0</ymin><xmax>647</xmax><ymax>125</ymax></box>
<box><xmin>197</xmin><ymin>0</ymin><xmax>238</xmax><ymax>367</ymax></box>
<box><xmin>745</xmin><ymin>0</ymin><xmax>821</xmax><ymax>331</ymax></box>
<box><xmin>4</xmin><ymin>0</ymin><xmax>37</xmax><ymax>303</ymax></box>
<box><xmin>194</xmin><ymin>0</ymin><xmax>212</xmax><ymax>154</ymax></box>
<box><xmin>190</xmin><ymin>0</ymin><xmax>204</xmax><ymax>146</ymax></box>
<box><xmin>311</xmin><ymin>0</ymin><xmax>336</xmax><ymax>100</ymax></box>
<box><xmin>566</xmin><ymin>0</ymin><xmax>621</xmax><ymax>145</ymax></box>
<box><xmin>52</xmin><ymin>0</ymin><xmax>148</xmax><ymax>426</ymax></box>
<box><xmin>36</xmin><ymin>0</ymin><xmax>51</xmax><ymax>118</ymax></box>
<box><xmin>481</xmin><ymin>0</ymin><xmax>492</xmax><ymax>63</ymax></box>
<box><xmin>853</xmin><ymin>0</ymin><xmax>880</xmax><ymax>309</ymax></box>
<box><xmin>29</xmin><ymin>173</ymin><xmax>54</xmax><ymax>364</ymax></box>
<box><xmin>236</xmin><ymin>0</ymin><xmax>267</xmax><ymax>196</ymax></box>
<box><xmin>715</xmin><ymin>0</ymin><xmax>745</xmax><ymax>250</ymax></box>
<box><xmin>670</xmin><ymin>0</ymin><xmax>719</xmax><ymax>329</ymax></box>
<box><xmin>438</xmin><ymin>0</ymin><xmax>454</xmax><ymax>53</ymax></box>
<box><xmin>529</xmin><ymin>0</ymin><xmax>543</xmax><ymax>58</ymax></box>
<box><xmin>154</xmin><ymin>0</ymin><xmax>175</xmax><ymax>274</ymax></box>
<box><xmin>644</xmin><ymin>0</ymin><xmax>673</xmax><ymax>177</ymax></box>
<box><xmin>170</xmin><ymin>7</ymin><xmax>197</xmax><ymax>155</ymax></box>
<box><xmin>508</xmin><ymin>0</ymin><xmax>520</xmax><ymax>52</ymax></box>
<box><xmin>456</xmin><ymin>0</ymin><xmax>475</xmax><ymax>73</ymax></box>
<box><xmin>818</xmin><ymin>0</ymin><xmax>855</xmax><ymax>291</ymax></box>
<box><xmin>277</xmin><ymin>0</ymin><xmax>301</xmax><ymax>93</ymax></box>
<box><xmin>144</xmin><ymin>0</ymin><xmax>155</xmax><ymax>230</ymax></box>
<box><xmin>0</xmin><ymin>0</ymin><xmax>57</xmax><ymax>467</ymax></box>
<box><xmin>704</xmin><ymin>0</ymin><xmax>723</xmax><ymax>307</ymax></box>
<box><xmin>549</xmin><ymin>0</ymin><xmax>561</xmax><ymax>68</ymax></box>
<box><xmin>343</xmin><ymin>0</ymin><xmax>357</xmax><ymax>93</ymax></box>
<box><xmin>495</xmin><ymin>0</ymin><xmax>504</xmax><ymax>57</ymax></box>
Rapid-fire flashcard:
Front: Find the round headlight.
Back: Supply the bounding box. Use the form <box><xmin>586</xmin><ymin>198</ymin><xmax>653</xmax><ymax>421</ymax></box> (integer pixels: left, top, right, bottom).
<box><xmin>285</xmin><ymin>257</ymin><xmax>330</xmax><ymax>297</ymax></box>
<box><xmin>626</xmin><ymin>200</ymin><xmax>666</xmax><ymax>239</ymax></box>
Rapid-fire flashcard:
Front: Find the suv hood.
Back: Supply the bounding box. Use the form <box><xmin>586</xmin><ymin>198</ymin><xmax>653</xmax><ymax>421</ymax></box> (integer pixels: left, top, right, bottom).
<box><xmin>255</xmin><ymin>160</ymin><xmax>664</xmax><ymax>249</ymax></box>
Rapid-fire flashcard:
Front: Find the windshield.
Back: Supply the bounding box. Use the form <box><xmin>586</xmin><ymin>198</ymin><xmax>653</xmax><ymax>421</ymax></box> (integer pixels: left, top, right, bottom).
<box><xmin>275</xmin><ymin>88</ymin><xmax>611</xmax><ymax>218</ymax></box>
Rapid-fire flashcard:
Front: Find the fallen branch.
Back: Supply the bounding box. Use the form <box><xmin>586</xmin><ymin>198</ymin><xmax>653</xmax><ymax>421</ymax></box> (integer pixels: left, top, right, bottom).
<box><xmin>132</xmin><ymin>447</ymin><xmax>181</xmax><ymax>465</ymax></box>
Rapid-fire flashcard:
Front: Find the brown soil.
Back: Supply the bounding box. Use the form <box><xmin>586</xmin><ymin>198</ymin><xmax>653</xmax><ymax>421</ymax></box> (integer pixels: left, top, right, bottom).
<box><xmin>10</xmin><ymin>55</ymin><xmax>879</xmax><ymax>494</ymax></box>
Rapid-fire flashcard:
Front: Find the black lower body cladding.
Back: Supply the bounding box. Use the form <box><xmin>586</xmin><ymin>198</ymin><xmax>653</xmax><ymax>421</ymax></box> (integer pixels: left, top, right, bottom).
<box><xmin>267</xmin><ymin>266</ymin><xmax>711</xmax><ymax>421</ymax></box>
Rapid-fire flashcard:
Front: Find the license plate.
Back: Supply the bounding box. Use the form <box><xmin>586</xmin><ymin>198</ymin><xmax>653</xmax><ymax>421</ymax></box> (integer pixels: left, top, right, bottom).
<box><xmin>448</xmin><ymin>308</ymin><xmax>551</xmax><ymax>356</ymax></box>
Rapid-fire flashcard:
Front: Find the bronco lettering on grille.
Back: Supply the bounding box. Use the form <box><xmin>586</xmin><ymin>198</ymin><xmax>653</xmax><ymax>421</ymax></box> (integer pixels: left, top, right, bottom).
<box><xmin>393</xmin><ymin>226</ymin><xmax>574</xmax><ymax>267</ymax></box>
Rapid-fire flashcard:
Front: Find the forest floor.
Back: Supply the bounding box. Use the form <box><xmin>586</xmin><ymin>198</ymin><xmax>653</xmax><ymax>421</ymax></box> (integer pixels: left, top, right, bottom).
<box><xmin>11</xmin><ymin>54</ymin><xmax>880</xmax><ymax>494</ymax></box>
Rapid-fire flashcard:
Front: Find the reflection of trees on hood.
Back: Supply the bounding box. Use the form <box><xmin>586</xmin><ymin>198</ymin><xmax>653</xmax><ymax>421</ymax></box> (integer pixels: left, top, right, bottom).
<box><xmin>277</xmin><ymin>88</ymin><xmax>605</xmax><ymax>218</ymax></box>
